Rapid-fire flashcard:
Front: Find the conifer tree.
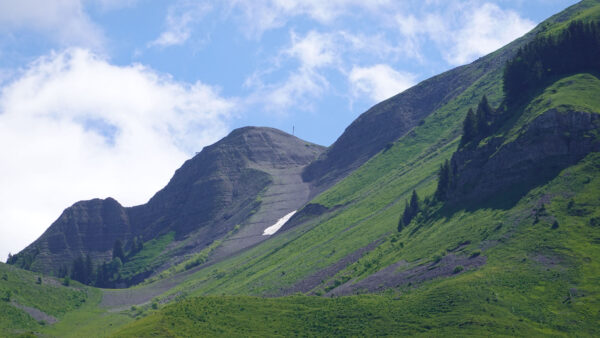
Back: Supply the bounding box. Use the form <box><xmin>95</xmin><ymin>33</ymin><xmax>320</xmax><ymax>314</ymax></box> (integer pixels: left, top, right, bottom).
<box><xmin>85</xmin><ymin>254</ymin><xmax>93</xmax><ymax>285</ymax></box>
<box><xmin>399</xmin><ymin>190</ymin><xmax>420</xmax><ymax>231</ymax></box>
<box><xmin>113</xmin><ymin>239</ymin><xmax>125</xmax><ymax>261</ymax></box>
<box><xmin>435</xmin><ymin>160</ymin><xmax>451</xmax><ymax>201</ymax></box>
<box><xmin>460</xmin><ymin>108</ymin><xmax>477</xmax><ymax>146</ymax></box>
<box><xmin>476</xmin><ymin>95</ymin><xmax>492</xmax><ymax>136</ymax></box>
<box><xmin>409</xmin><ymin>190</ymin><xmax>420</xmax><ymax>217</ymax></box>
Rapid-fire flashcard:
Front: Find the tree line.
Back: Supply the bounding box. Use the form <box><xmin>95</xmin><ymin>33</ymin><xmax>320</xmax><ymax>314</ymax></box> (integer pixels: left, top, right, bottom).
<box><xmin>504</xmin><ymin>20</ymin><xmax>600</xmax><ymax>106</ymax></box>
<box><xmin>58</xmin><ymin>236</ymin><xmax>144</xmax><ymax>288</ymax></box>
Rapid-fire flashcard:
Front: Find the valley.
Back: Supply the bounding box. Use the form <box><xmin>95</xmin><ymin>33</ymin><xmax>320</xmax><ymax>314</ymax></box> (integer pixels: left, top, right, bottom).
<box><xmin>2</xmin><ymin>0</ymin><xmax>600</xmax><ymax>336</ymax></box>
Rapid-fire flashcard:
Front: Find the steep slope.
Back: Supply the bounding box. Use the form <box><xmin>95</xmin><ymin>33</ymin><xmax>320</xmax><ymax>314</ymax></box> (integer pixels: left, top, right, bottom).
<box><xmin>96</xmin><ymin>0</ymin><xmax>600</xmax><ymax>310</ymax></box>
<box><xmin>447</xmin><ymin>74</ymin><xmax>600</xmax><ymax>205</ymax></box>
<box><xmin>12</xmin><ymin>127</ymin><xmax>324</xmax><ymax>280</ymax></box>
<box><xmin>4</xmin><ymin>1</ymin><xmax>600</xmax><ymax>337</ymax></box>
<box><xmin>110</xmin><ymin>5</ymin><xmax>600</xmax><ymax>335</ymax></box>
<box><xmin>302</xmin><ymin>0</ymin><xmax>599</xmax><ymax>194</ymax></box>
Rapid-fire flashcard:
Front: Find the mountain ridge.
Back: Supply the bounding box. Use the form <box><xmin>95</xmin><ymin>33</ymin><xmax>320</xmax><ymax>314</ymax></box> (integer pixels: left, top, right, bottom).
<box><xmin>11</xmin><ymin>126</ymin><xmax>325</xmax><ymax>282</ymax></box>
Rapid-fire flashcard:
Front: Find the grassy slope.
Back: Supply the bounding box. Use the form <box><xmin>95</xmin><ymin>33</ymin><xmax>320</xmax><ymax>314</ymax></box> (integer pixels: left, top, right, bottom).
<box><xmin>0</xmin><ymin>263</ymin><xmax>87</xmax><ymax>335</ymax></box>
<box><xmin>114</xmin><ymin>152</ymin><xmax>600</xmax><ymax>337</ymax></box>
<box><xmin>113</xmin><ymin>50</ymin><xmax>600</xmax><ymax>338</ymax></box>
<box><xmin>0</xmin><ymin>263</ymin><xmax>134</xmax><ymax>337</ymax></box>
<box><xmin>4</xmin><ymin>3</ymin><xmax>600</xmax><ymax>336</ymax></box>
<box><xmin>120</xmin><ymin>232</ymin><xmax>175</xmax><ymax>280</ymax></box>
<box><xmin>138</xmin><ymin>56</ymin><xmax>505</xmax><ymax>300</ymax></box>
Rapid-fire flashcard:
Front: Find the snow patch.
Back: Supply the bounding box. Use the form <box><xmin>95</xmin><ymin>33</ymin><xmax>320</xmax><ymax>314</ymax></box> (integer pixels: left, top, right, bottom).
<box><xmin>262</xmin><ymin>210</ymin><xmax>297</xmax><ymax>236</ymax></box>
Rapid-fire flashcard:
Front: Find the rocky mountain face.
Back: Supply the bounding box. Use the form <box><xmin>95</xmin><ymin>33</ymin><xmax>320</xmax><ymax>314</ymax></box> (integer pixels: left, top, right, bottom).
<box><xmin>449</xmin><ymin>109</ymin><xmax>600</xmax><ymax>206</ymax></box>
<box><xmin>301</xmin><ymin>1</ymin><xmax>591</xmax><ymax>194</ymax></box>
<box><xmin>15</xmin><ymin>127</ymin><xmax>324</xmax><ymax>275</ymax></box>
<box><xmin>302</xmin><ymin>46</ymin><xmax>517</xmax><ymax>193</ymax></box>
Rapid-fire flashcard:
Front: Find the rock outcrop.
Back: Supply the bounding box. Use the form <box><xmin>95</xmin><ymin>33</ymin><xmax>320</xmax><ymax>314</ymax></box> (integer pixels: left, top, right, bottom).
<box><xmin>16</xmin><ymin>127</ymin><xmax>325</xmax><ymax>276</ymax></box>
<box><xmin>449</xmin><ymin>110</ymin><xmax>600</xmax><ymax>205</ymax></box>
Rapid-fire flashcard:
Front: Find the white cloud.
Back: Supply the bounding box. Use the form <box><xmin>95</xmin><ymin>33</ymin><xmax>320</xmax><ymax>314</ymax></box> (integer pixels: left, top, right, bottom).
<box><xmin>395</xmin><ymin>2</ymin><xmax>535</xmax><ymax>66</ymax></box>
<box><xmin>285</xmin><ymin>31</ymin><xmax>337</xmax><ymax>70</ymax></box>
<box><xmin>443</xmin><ymin>3</ymin><xmax>535</xmax><ymax>65</ymax></box>
<box><xmin>0</xmin><ymin>48</ymin><xmax>234</xmax><ymax>261</ymax></box>
<box><xmin>244</xmin><ymin>28</ymin><xmax>410</xmax><ymax>112</ymax></box>
<box><xmin>0</xmin><ymin>0</ymin><xmax>104</xmax><ymax>50</ymax></box>
<box><xmin>149</xmin><ymin>2</ymin><xmax>213</xmax><ymax>48</ymax></box>
<box><xmin>94</xmin><ymin>0</ymin><xmax>139</xmax><ymax>11</ymax></box>
<box><xmin>226</xmin><ymin>0</ymin><xmax>393</xmax><ymax>37</ymax></box>
<box><xmin>349</xmin><ymin>64</ymin><xmax>416</xmax><ymax>102</ymax></box>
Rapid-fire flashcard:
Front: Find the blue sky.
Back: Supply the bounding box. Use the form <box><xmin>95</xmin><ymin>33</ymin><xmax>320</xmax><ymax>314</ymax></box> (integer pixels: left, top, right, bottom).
<box><xmin>0</xmin><ymin>0</ymin><xmax>579</xmax><ymax>260</ymax></box>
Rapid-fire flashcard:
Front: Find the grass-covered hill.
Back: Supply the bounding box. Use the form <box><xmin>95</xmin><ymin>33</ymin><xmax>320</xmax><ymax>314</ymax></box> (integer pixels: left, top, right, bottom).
<box><xmin>2</xmin><ymin>1</ymin><xmax>600</xmax><ymax>337</ymax></box>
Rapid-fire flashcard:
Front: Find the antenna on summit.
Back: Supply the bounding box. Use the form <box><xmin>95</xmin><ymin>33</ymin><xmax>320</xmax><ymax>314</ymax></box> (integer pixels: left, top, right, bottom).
<box><xmin>293</xmin><ymin>125</ymin><xmax>295</xmax><ymax>135</ymax></box>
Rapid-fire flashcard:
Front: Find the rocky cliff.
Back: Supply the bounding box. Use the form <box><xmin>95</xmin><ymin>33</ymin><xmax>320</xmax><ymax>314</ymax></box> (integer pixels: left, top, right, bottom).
<box><xmin>447</xmin><ymin>74</ymin><xmax>600</xmax><ymax>206</ymax></box>
<box><xmin>14</xmin><ymin>127</ymin><xmax>325</xmax><ymax>276</ymax></box>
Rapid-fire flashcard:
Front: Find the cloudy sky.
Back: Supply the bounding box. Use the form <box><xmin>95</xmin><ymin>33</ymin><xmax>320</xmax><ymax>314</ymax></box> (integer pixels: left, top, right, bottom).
<box><xmin>0</xmin><ymin>0</ymin><xmax>578</xmax><ymax>261</ymax></box>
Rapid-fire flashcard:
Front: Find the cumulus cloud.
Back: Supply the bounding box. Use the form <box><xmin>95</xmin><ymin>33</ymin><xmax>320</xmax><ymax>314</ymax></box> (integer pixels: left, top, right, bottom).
<box><xmin>244</xmin><ymin>30</ymin><xmax>337</xmax><ymax>113</ymax></box>
<box><xmin>244</xmin><ymin>28</ymin><xmax>415</xmax><ymax>111</ymax></box>
<box><xmin>149</xmin><ymin>1</ymin><xmax>213</xmax><ymax>48</ymax></box>
<box><xmin>0</xmin><ymin>48</ymin><xmax>234</xmax><ymax>260</ymax></box>
<box><xmin>285</xmin><ymin>31</ymin><xmax>337</xmax><ymax>70</ymax></box>
<box><xmin>443</xmin><ymin>3</ymin><xmax>535</xmax><ymax>65</ymax></box>
<box><xmin>349</xmin><ymin>64</ymin><xmax>416</xmax><ymax>102</ymax></box>
<box><xmin>0</xmin><ymin>0</ymin><xmax>104</xmax><ymax>49</ymax></box>
<box><xmin>395</xmin><ymin>2</ymin><xmax>535</xmax><ymax>66</ymax></box>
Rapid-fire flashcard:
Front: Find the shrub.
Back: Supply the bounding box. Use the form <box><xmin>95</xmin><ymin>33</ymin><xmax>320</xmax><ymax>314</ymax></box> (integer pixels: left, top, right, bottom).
<box><xmin>470</xmin><ymin>250</ymin><xmax>481</xmax><ymax>258</ymax></box>
<box><xmin>2</xmin><ymin>290</ymin><xmax>11</xmax><ymax>302</ymax></box>
<box><xmin>552</xmin><ymin>220</ymin><xmax>559</xmax><ymax>229</ymax></box>
<box><xmin>453</xmin><ymin>266</ymin><xmax>464</xmax><ymax>274</ymax></box>
<box><xmin>63</xmin><ymin>276</ymin><xmax>71</xmax><ymax>286</ymax></box>
<box><xmin>36</xmin><ymin>277</ymin><xmax>42</xmax><ymax>284</ymax></box>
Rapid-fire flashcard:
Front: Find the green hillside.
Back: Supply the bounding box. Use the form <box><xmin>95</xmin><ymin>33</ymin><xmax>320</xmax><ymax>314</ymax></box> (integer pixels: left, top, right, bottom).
<box><xmin>115</xmin><ymin>72</ymin><xmax>600</xmax><ymax>335</ymax></box>
<box><xmin>2</xmin><ymin>1</ymin><xmax>600</xmax><ymax>337</ymax></box>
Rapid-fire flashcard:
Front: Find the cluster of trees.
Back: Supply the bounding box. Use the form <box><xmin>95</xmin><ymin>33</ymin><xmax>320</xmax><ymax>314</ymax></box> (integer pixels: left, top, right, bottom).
<box><xmin>398</xmin><ymin>190</ymin><xmax>420</xmax><ymax>231</ymax></box>
<box><xmin>504</xmin><ymin>20</ymin><xmax>600</xmax><ymax>106</ymax></box>
<box><xmin>62</xmin><ymin>236</ymin><xmax>145</xmax><ymax>288</ymax></box>
<box><xmin>435</xmin><ymin>159</ymin><xmax>456</xmax><ymax>202</ymax></box>
<box><xmin>459</xmin><ymin>95</ymin><xmax>496</xmax><ymax>147</ymax></box>
<box><xmin>6</xmin><ymin>247</ymin><xmax>40</xmax><ymax>270</ymax></box>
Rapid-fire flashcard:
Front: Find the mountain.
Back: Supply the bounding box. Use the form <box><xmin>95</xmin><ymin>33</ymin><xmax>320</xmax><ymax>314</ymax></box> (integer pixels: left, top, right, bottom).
<box><xmin>3</xmin><ymin>1</ymin><xmax>600</xmax><ymax>336</ymax></box>
<box><xmin>10</xmin><ymin>127</ymin><xmax>324</xmax><ymax>282</ymax></box>
<box><xmin>302</xmin><ymin>0</ymin><xmax>600</xmax><ymax>194</ymax></box>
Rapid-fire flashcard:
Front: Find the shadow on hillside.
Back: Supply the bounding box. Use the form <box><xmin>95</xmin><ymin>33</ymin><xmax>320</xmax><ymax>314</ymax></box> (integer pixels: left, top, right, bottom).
<box><xmin>437</xmin><ymin>165</ymin><xmax>567</xmax><ymax>217</ymax></box>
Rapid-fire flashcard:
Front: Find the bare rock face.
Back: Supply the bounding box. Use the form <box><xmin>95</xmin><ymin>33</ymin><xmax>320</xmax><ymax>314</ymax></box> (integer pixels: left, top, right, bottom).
<box><xmin>449</xmin><ymin>110</ymin><xmax>600</xmax><ymax>205</ymax></box>
<box><xmin>24</xmin><ymin>198</ymin><xmax>131</xmax><ymax>274</ymax></box>
<box><xmin>16</xmin><ymin>127</ymin><xmax>325</xmax><ymax>276</ymax></box>
<box><xmin>302</xmin><ymin>39</ymin><xmax>525</xmax><ymax>194</ymax></box>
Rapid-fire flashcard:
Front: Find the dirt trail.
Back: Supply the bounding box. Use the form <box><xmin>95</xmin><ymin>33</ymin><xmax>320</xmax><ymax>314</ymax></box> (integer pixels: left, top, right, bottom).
<box><xmin>11</xmin><ymin>301</ymin><xmax>57</xmax><ymax>324</ymax></box>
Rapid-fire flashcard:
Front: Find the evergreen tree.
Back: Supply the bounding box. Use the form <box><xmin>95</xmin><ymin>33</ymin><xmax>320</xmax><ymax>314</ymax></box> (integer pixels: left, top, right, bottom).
<box><xmin>95</xmin><ymin>262</ymin><xmax>107</xmax><ymax>287</ymax></box>
<box><xmin>460</xmin><ymin>108</ymin><xmax>477</xmax><ymax>146</ymax></box>
<box><xmin>399</xmin><ymin>190</ymin><xmax>421</xmax><ymax>231</ymax></box>
<box><xmin>435</xmin><ymin>160</ymin><xmax>451</xmax><ymax>201</ymax></box>
<box><xmin>71</xmin><ymin>256</ymin><xmax>87</xmax><ymax>284</ymax></box>
<box><xmin>400</xmin><ymin>200</ymin><xmax>411</xmax><ymax>229</ymax></box>
<box><xmin>476</xmin><ymin>95</ymin><xmax>492</xmax><ymax>136</ymax></box>
<box><xmin>58</xmin><ymin>265</ymin><xmax>68</xmax><ymax>278</ymax></box>
<box><xmin>409</xmin><ymin>190</ymin><xmax>420</xmax><ymax>217</ymax></box>
<box><xmin>85</xmin><ymin>254</ymin><xmax>93</xmax><ymax>285</ymax></box>
<box><xmin>504</xmin><ymin>20</ymin><xmax>600</xmax><ymax>105</ymax></box>
<box><xmin>113</xmin><ymin>239</ymin><xmax>125</xmax><ymax>261</ymax></box>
